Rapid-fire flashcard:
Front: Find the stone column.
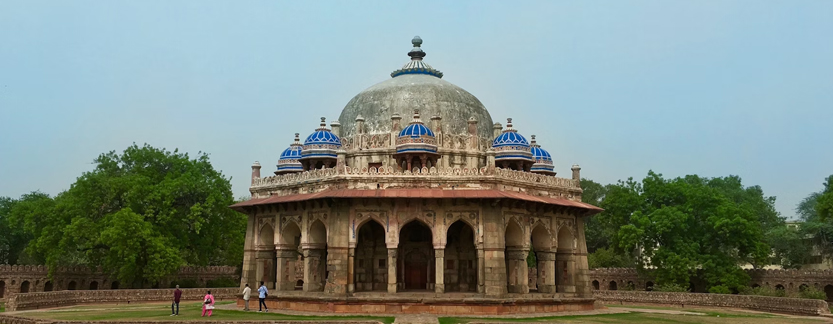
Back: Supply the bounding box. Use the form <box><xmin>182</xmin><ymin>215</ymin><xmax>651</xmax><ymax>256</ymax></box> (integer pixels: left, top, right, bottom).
<box><xmin>275</xmin><ymin>248</ymin><xmax>297</xmax><ymax>291</ymax></box>
<box><xmin>505</xmin><ymin>247</ymin><xmax>529</xmax><ymax>294</ymax></box>
<box><xmin>477</xmin><ymin>248</ymin><xmax>485</xmax><ymax>294</ymax></box>
<box><xmin>303</xmin><ymin>247</ymin><xmax>326</xmax><ymax>292</ymax></box>
<box><xmin>556</xmin><ymin>252</ymin><xmax>576</xmax><ymax>293</ymax></box>
<box><xmin>387</xmin><ymin>248</ymin><xmax>398</xmax><ymax>293</ymax></box>
<box><xmin>434</xmin><ymin>248</ymin><xmax>445</xmax><ymax>293</ymax></box>
<box><xmin>347</xmin><ymin>247</ymin><xmax>355</xmax><ymax>294</ymax></box>
<box><xmin>536</xmin><ymin>251</ymin><xmax>556</xmax><ymax>293</ymax></box>
<box><xmin>240</xmin><ymin>215</ymin><xmax>258</xmax><ymax>289</ymax></box>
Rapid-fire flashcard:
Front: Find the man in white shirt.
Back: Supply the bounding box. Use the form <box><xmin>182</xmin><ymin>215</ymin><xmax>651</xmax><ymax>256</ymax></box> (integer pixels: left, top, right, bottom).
<box><xmin>241</xmin><ymin>283</ymin><xmax>252</xmax><ymax>311</ymax></box>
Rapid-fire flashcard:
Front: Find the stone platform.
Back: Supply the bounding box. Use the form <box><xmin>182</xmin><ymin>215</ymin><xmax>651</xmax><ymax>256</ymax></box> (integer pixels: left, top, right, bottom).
<box><xmin>239</xmin><ymin>291</ymin><xmax>595</xmax><ymax>315</ymax></box>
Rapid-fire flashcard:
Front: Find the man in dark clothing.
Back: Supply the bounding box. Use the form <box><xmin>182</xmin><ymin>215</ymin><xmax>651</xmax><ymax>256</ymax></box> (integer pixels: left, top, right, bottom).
<box><xmin>171</xmin><ymin>285</ymin><xmax>182</xmax><ymax>316</ymax></box>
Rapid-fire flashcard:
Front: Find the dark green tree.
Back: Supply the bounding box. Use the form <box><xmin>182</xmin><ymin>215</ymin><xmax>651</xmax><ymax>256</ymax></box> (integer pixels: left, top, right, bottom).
<box><xmin>616</xmin><ymin>171</ymin><xmax>771</xmax><ymax>291</ymax></box>
<box><xmin>2</xmin><ymin>192</ymin><xmax>54</xmax><ymax>264</ymax></box>
<box><xmin>15</xmin><ymin>144</ymin><xmax>245</xmax><ymax>287</ymax></box>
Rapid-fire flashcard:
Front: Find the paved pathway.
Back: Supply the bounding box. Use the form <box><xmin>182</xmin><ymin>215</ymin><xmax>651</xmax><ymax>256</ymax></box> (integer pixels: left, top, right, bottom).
<box><xmin>392</xmin><ymin>314</ymin><xmax>439</xmax><ymax>324</ymax></box>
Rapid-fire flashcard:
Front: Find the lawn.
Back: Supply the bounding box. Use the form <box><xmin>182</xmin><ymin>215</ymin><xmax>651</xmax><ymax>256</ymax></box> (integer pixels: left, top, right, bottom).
<box><xmin>20</xmin><ymin>302</ymin><xmax>395</xmax><ymax>323</ymax></box>
<box><xmin>437</xmin><ymin>308</ymin><xmax>826</xmax><ymax>324</ymax></box>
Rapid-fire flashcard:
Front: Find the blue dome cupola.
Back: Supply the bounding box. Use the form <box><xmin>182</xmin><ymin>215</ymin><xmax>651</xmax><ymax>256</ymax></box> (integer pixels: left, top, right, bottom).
<box><xmin>390</xmin><ymin>36</ymin><xmax>444</xmax><ymax>79</ymax></box>
<box><xmin>492</xmin><ymin>118</ymin><xmax>533</xmax><ymax>171</ymax></box>
<box><xmin>394</xmin><ymin>110</ymin><xmax>440</xmax><ymax>171</ymax></box>
<box><xmin>299</xmin><ymin>117</ymin><xmax>342</xmax><ymax>170</ymax></box>
<box><xmin>529</xmin><ymin>135</ymin><xmax>555</xmax><ymax>175</ymax></box>
<box><xmin>275</xmin><ymin>133</ymin><xmax>304</xmax><ymax>175</ymax></box>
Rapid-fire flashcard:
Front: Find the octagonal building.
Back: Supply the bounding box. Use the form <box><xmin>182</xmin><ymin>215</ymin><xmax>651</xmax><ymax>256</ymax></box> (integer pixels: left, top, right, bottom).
<box><xmin>232</xmin><ymin>37</ymin><xmax>602</xmax><ymax>314</ymax></box>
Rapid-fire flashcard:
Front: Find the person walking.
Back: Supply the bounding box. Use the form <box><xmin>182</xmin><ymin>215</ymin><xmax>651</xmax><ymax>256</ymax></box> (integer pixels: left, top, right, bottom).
<box><xmin>201</xmin><ymin>290</ymin><xmax>215</xmax><ymax>317</ymax></box>
<box><xmin>241</xmin><ymin>283</ymin><xmax>252</xmax><ymax>311</ymax></box>
<box><xmin>170</xmin><ymin>285</ymin><xmax>182</xmax><ymax>316</ymax></box>
<box><xmin>257</xmin><ymin>281</ymin><xmax>268</xmax><ymax>312</ymax></box>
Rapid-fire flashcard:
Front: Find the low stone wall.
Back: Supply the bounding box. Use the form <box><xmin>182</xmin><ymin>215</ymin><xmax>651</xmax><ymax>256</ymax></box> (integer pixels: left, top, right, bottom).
<box><xmin>594</xmin><ymin>290</ymin><xmax>831</xmax><ymax>316</ymax></box>
<box><xmin>5</xmin><ymin>288</ymin><xmax>239</xmax><ymax>312</ymax></box>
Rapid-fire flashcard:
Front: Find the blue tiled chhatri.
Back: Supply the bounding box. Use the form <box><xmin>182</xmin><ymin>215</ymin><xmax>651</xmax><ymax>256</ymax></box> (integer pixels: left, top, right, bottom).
<box><xmin>276</xmin><ymin>133</ymin><xmax>304</xmax><ymax>174</ymax></box>
<box><xmin>301</xmin><ymin>117</ymin><xmax>342</xmax><ymax>160</ymax></box>
<box><xmin>396</xmin><ymin>110</ymin><xmax>438</xmax><ymax>154</ymax></box>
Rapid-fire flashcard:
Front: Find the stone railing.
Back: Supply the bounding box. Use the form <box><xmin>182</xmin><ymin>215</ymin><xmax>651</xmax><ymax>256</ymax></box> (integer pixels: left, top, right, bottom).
<box><xmin>5</xmin><ymin>288</ymin><xmax>239</xmax><ymax>312</ymax></box>
<box><xmin>251</xmin><ymin>166</ymin><xmax>580</xmax><ymax>191</ymax></box>
<box><xmin>594</xmin><ymin>290</ymin><xmax>831</xmax><ymax>316</ymax></box>
<box><xmin>589</xmin><ymin>267</ymin><xmax>833</xmax><ymax>293</ymax></box>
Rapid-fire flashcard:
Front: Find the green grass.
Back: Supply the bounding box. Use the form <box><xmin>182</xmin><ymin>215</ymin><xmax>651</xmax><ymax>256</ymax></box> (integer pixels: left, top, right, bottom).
<box><xmin>21</xmin><ymin>302</ymin><xmax>395</xmax><ymax>324</ymax></box>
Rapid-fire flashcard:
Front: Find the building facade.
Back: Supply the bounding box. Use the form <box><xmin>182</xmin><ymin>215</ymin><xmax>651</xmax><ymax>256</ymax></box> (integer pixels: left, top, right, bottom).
<box><xmin>232</xmin><ymin>37</ymin><xmax>602</xmax><ymax>300</ymax></box>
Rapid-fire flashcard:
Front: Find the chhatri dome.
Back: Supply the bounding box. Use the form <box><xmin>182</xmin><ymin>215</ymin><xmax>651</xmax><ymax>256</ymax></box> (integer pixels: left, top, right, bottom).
<box><xmin>338</xmin><ymin>36</ymin><xmax>494</xmax><ymax>138</ymax></box>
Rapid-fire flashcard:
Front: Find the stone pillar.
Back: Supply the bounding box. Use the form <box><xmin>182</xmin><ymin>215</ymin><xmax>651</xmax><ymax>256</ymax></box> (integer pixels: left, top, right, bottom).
<box><xmin>275</xmin><ymin>248</ymin><xmax>297</xmax><ymax>291</ymax></box>
<box><xmin>477</xmin><ymin>248</ymin><xmax>485</xmax><ymax>294</ymax></box>
<box><xmin>556</xmin><ymin>252</ymin><xmax>576</xmax><ymax>293</ymax></box>
<box><xmin>240</xmin><ymin>214</ymin><xmax>258</xmax><ymax>289</ymax></box>
<box><xmin>251</xmin><ymin>161</ymin><xmax>261</xmax><ymax>186</ymax></box>
<box><xmin>330</xmin><ymin>120</ymin><xmax>341</xmax><ymax>137</ymax></box>
<box><xmin>347</xmin><ymin>247</ymin><xmax>355</xmax><ymax>294</ymax></box>
<box><xmin>571</xmin><ymin>164</ymin><xmax>581</xmax><ymax>181</ymax></box>
<box><xmin>573</xmin><ymin>217</ymin><xmax>591</xmax><ymax>297</ymax></box>
<box><xmin>387</xmin><ymin>248</ymin><xmax>398</xmax><ymax>293</ymax></box>
<box><xmin>505</xmin><ymin>248</ymin><xmax>529</xmax><ymax>294</ymax></box>
<box><xmin>536</xmin><ymin>251</ymin><xmax>556</xmax><ymax>293</ymax></box>
<box><xmin>391</xmin><ymin>113</ymin><xmax>402</xmax><ymax>147</ymax></box>
<box><xmin>492</xmin><ymin>122</ymin><xmax>502</xmax><ymax>139</ymax></box>
<box><xmin>434</xmin><ymin>248</ymin><xmax>445</xmax><ymax>293</ymax></box>
<box><xmin>303</xmin><ymin>247</ymin><xmax>326</xmax><ymax>292</ymax></box>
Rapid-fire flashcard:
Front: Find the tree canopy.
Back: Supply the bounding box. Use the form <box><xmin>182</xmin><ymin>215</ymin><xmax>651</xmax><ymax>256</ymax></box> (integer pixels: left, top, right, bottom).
<box><xmin>6</xmin><ymin>144</ymin><xmax>245</xmax><ymax>287</ymax></box>
<box><xmin>583</xmin><ymin>171</ymin><xmax>779</xmax><ymax>292</ymax></box>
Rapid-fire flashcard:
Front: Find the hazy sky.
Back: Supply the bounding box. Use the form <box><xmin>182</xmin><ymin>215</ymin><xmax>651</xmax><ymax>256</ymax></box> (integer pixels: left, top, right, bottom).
<box><xmin>1</xmin><ymin>1</ymin><xmax>831</xmax><ymax>218</ymax></box>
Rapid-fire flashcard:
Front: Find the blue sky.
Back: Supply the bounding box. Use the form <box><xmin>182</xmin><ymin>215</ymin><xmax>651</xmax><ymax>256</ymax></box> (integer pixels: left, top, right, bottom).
<box><xmin>1</xmin><ymin>1</ymin><xmax>831</xmax><ymax>218</ymax></box>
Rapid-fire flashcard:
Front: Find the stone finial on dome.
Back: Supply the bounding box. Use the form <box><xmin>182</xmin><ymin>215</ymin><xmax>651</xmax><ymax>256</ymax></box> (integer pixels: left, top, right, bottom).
<box><xmin>530</xmin><ymin>134</ymin><xmax>537</xmax><ymax>146</ymax></box>
<box><xmin>412</xmin><ymin>109</ymin><xmax>422</xmax><ymax>122</ymax></box>
<box><xmin>293</xmin><ymin>133</ymin><xmax>300</xmax><ymax>145</ymax></box>
<box><xmin>505</xmin><ymin>118</ymin><xmax>515</xmax><ymax>131</ymax></box>
<box><xmin>409</xmin><ymin>36</ymin><xmax>426</xmax><ymax>60</ymax></box>
<box><xmin>391</xmin><ymin>36</ymin><xmax>443</xmax><ymax>78</ymax></box>
<box><xmin>318</xmin><ymin>117</ymin><xmax>327</xmax><ymax>130</ymax></box>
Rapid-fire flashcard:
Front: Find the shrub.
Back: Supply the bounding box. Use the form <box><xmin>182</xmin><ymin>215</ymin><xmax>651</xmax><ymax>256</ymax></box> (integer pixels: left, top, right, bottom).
<box><xmin>653</xmin><ymin>283</ymin><xmax>689</xmax><ymax>292</ymax></box>
<box><xmin>206</xmin><ymin>277</ymin><xmax>238</xmax><ymax>288</ymax></box>
<box><xmin>799</xmin><ymin>287</ymin><xmax>827</xmax><ymax>300</ymax></box>
<box><xmin>708</xmin><ymin>285</ymin><xmax>731</xmax><ymax>294</ymax></box>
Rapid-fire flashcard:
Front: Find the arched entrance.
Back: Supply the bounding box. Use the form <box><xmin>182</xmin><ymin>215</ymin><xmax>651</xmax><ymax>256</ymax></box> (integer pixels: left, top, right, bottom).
<box><xmin>20</xmin><ymin>281</ymin><xmax>30</xmax><ymax>293</ymax></box>
<box><xmin>608</xmin><ymin>281</ymin><xmax>617</xmax><ymax>290</ymax></box>
<box><xmin>277</xmin><ymin>222</ymin><xmax>301</xmax><ymax>290</ymax></box>
<box><xmin>0</xmin><ymin>280</ymin><xmax>5</xmax><ymax>298</ymax></box>
<box><xmin>592</xmin><ymin>280</ymin><xmax>599</xmax><ymax>290</ymax></box>
<box><xmin>530</xmin><ymin>223</ymin><xmax>555</xmax><ymax>293</ymax></box>
<box><xmin>303</xmin><ymin>219</ymin><xmax>328</xmax><ymax>292</ymax></box>
<box><xmin>556</xmin><ymin>226</ymin><xmax>575</xmax><ymax>293</ymax></box>
<box><xmin>111</xmin><ymin>281</ymin><xmax>119</xmax><ymax>289</ymax></box>
<box><xmin>44</xmin><ymin>281</ymin><xmax>53</xmax><ymax>292</ymax></box>
<box><xmin>355</xmin><ymin>220</ymin><xmax>386</xmax><ymax>291</ymax></box>
<box><xmin>445</xmin><ymin>220</ymin><xmax>477</xmax><ymax>292</ymax></box>
<box><xmin>646</xmin><ymin>281</ymin><xmax>654</xmax><ymax>291</ymax></box>
<box><xmin>398</xmin><ymin>221</ymin><xmax>433</xmax><ymax>290</ymax></box>
<box><xmin>257</xmin><ymin>223</ymin><xmax>278</xmax><ymax>289</ymax></box>
<box><xmin>825</xmin><ymin>285</ymin><xmax>833</xmax><ymax>301</ymax></box>
<box><xmin>90</xmin><ymin>281</ymin><xmax>99</xmax><ymax>290</ymax></box>
<box><xmin>68</xmin><ymin>281</ymin><xmax>77</xmax><ymax>290</ymax></box>
<box><xmin>504</xmin><ymin>219</ymin><xmax>528</xmax><ymax>293</ymax></box>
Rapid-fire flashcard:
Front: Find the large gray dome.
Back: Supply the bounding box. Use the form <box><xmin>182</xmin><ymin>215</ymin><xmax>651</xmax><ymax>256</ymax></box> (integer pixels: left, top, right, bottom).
<box><xmin>338</xmin><ymin>74</ymin><xmax>494</xmax><ymax>139</ymax></box>
<box><xmin>338</xmin><ymin>36</ymin><xmax>494</xmax><ymax>139</ymax></box>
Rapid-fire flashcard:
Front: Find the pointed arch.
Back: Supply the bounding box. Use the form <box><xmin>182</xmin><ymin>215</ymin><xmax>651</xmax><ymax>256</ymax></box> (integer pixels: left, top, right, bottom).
<box><xmin>557</xmin><ymin>225</ymin><xmax>575</xmax><ymax>251</ymax></box>
<box><xmin>280</xmin><ymin>221</ymin><xmax>301</xmax><ymax>246</ymax></box>
<box><xmin>531</xmin><ymin>223</ymin><xmax>553</xmax><ymax>252</ymax></box>
<box><xmin>353</xmin><ymin>213</ymin><xmax>387</xmax><ymax>242</ymax></box>
<box><xmin>308</xmin><ymin>219</ymin><xmax>327</xmax><ymax>245</ymax></box>
<box><xmin>259</xmin><ymin>223</ymin><xmax>275</xmax><ymax>247</ymax></box>
<box><xmin>445</xmin><ymin>220</ymin><xmax>477</xmax><ymax>292</ymax></box>
<box><xmin>505</xmin><ymin>219</ymin><xmax>524</xmax><ymax>248</ymax></box>
<box><xmin>355</xmin><ymin>219</ymin><xmax>387</xmax><ymax>292</ymax></box>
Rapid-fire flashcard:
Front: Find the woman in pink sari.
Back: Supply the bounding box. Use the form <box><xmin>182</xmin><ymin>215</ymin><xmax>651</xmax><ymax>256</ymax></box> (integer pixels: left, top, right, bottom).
<box><xmin>201</xmin><ymin>290</ymin><xmax>215</xmax><ymax>317</ymax></box>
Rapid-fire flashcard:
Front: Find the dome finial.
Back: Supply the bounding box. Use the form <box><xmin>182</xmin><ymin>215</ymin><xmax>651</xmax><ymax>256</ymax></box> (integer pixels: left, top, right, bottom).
<box><xmin>408</xmin><ymin>36</ymin><xmax>426</xmax><ymax>60</ymax></box>
<box><xmin>294</xmin><ymin>133</ymin><xmax>300</xmax><ymax>144</ymax></box>
<box><xmin>530</xmin><ymin>134</ymin><xmax>537</xmax><ymax>145</ymax></box>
